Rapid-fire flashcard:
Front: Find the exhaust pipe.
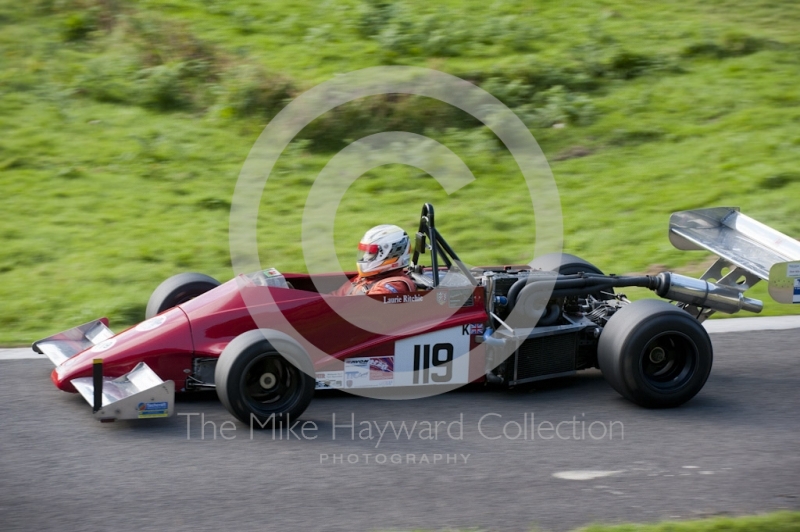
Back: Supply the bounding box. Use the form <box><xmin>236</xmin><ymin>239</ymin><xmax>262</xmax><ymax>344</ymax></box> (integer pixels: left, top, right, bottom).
<box><xmin>655</xmin><ymin>272</ymin><xmax>763</xmax><ymax>314</ymax></box>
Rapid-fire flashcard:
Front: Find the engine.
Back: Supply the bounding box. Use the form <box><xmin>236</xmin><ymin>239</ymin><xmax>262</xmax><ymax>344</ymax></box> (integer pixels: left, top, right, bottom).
<box><xmin>484</xmin><ymin>269</ymin><xmax>627</xmax><ymax>327</ymax></box>
<box><xmin>479</xmin><ymin>268</ymin><xmax>630</xmax><ymax>385</ymax></box>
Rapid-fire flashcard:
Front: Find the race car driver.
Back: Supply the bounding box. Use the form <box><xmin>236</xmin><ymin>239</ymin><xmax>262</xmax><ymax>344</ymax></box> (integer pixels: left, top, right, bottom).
<box><xmin>334</xmin><ymin>224</ymin><xmax>416</xmax><ymax>296</ymax></box>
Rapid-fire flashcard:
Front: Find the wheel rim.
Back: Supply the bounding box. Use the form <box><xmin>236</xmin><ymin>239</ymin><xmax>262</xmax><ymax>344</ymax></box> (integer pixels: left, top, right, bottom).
<box><xmin>241</xmin><ymin>353</ymin><xmax>303</xmax><ymax>415</ymax></box>
<box><xmin>638</xmin><ymin>331</ymin><xmax>698</xmax><ymax>391</ymax></box>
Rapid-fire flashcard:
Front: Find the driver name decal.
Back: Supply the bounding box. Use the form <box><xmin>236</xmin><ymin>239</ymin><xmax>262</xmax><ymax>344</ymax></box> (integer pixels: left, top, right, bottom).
<box><xmin>382</xmin><ymin>294</ymin><xmax>424</xmax><ymax>304</ymax></box>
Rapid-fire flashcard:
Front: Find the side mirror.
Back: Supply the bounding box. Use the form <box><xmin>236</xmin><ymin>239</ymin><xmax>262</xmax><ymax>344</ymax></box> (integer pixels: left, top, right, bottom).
<box><xmin>415</xmin><ymin>232</ymin><xmax>427</xmax><ymax>255</ymax></box>
<box><xmin>768</xmin><ymin>261</ymin><xmax>800</xmax><ymax>304</ymax></box>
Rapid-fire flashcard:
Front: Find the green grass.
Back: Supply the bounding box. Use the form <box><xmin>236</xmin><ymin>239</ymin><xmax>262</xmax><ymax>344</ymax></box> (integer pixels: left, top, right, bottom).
<box><xmin>1</xmin><ymin>0</ymin><xmax>800</xmax><ymax>344</ymax></box>
<box><xmin>377</xmin><ymin>511</ymin><xmax>800</xmax><ymax>531</ymax></box>
<box><xmin>577</xmin><ymin>511</ymin><xmax>800</xmax><ymax>532</ymax></box>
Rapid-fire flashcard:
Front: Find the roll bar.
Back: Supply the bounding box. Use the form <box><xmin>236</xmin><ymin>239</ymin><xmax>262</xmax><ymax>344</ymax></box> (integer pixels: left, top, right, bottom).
<box><xmin>411</xmin><ymin>203</ymin><xmax>477</xmax><ymax>288</ymax></box>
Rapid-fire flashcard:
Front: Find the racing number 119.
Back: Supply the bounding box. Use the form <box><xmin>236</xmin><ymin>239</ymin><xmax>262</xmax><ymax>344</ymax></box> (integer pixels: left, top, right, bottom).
<box><xmin>413</xmin><ymin>343</ymin><xmax>454</xmax><ymax>384</ymax></box>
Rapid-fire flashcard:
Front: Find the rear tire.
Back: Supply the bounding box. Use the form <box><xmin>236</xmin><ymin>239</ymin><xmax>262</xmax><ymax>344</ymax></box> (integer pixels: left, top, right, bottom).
<box><xmin>530</xmin><ymin>252</ymin><xmax>613</xmax><ymax>300</ymax></box>
<box><xmin>530</xmin><ymin>252</ymin><xmax>605</xmax><ymax>276</ymax></box>
<box><xmin>215</xmin><ymin>330</ymin><xmax>315</xmax><ymax>427</ymax></box>
<box><xmin>145</xmin><ymin>273</ymin><xmax>220</xmax><ymax>319</ymax></box>
<box><xmin>598</xmin><ymin>299</ymin><xmax>712</xmax><ymax>408</ymax></box>
<box><xmin>507</xmin><ymin>253</ymin><xmax>611</xmax><ymax>325</ymax></box>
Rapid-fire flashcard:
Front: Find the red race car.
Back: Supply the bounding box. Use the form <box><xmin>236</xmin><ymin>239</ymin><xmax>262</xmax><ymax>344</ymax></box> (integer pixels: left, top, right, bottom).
<box><xmin>34</xmin><ymin>204</ymin><xmax>800</xmax><ymax>425</ymax></box>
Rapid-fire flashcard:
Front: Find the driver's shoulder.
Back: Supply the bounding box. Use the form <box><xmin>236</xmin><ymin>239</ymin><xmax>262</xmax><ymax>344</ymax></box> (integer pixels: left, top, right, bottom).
<box><xmin>370</xmin><ymin>273</ymin><xmax>416</xmax><ymax>292</ymax></box>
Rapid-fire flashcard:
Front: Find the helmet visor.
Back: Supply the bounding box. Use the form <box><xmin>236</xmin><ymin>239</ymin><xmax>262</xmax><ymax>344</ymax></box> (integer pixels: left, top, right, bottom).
<box><xmin>357</xmin><ymin>242</ymin><xmax>380</xmax><ymax>262</ymax></box>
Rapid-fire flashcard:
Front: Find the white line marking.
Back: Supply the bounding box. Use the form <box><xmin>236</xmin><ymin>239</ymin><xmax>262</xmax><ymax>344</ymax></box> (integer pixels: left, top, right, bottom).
<box><xmin>0</xmin><ymin>349</ymin><xmax>47</xmax><ymax>360</ymax></box>
<box><xmin>553</xmin><ymin>470</ymin><xmax>624</xmax><ymax>480</ymax></box>
<box><xmin>703</xmin><ymin>315</ymin><xmax>800</xmax><ymax>333</ymax></box>
<box><xmin>1</xmin><ymin>316</ymin><xmax>798</xmax><ymax>360</ymax></box>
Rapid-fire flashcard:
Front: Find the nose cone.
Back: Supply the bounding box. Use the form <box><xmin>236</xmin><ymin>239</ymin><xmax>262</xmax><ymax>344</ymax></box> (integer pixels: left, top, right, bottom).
<box><xmin>52</xmin><ymin>307</ymin><xmax>194</xmax><ymax>392</ymax></box>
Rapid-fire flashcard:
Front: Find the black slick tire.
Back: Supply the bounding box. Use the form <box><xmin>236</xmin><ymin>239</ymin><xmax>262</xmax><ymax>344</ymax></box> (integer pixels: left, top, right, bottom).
<box><xmin>145</xmin><ymin>273</ymin><xmax>221</xmax><ymax>319</ymax></box>
<box><xmin>215</xmin><ymin>329</ymin><xmax>315</xmax><ymax>427</ymax></box>
<box><xmin>598</xmin><ymin>299</ymin><xmax>712</xmax><ymax>408</ymax></box>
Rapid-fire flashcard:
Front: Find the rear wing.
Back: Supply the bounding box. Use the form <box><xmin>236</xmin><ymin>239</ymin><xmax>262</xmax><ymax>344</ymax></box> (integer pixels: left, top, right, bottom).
<box><xmin>670</xmin><ymin>207</ymin><xmax>800</xmax><ymax>281</ymax></box>
<box><xmin>669</xmin><ymin>207</ymin><xmax>800</xmax><ymax>316</ymax></box>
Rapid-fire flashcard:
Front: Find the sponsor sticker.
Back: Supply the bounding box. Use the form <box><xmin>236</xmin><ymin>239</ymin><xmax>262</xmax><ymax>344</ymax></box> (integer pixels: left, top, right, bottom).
<box><xmin>794</xmin><ymin>278</ymin><xmax>800</xmax><ymax>304</ymax></box>
<box><xmin>90</xmin><ymin>338</ymin><xmax>116</xmax><ymax>353</ymax></box>
<box><xmin>436</xmin><ymin>291</ymin><xmax>448</xmax><ymax>305</ymax></box>
<box><xmin>368</xmin><ymin>356</ymin><xmax>394</xmax><ymax>381</ymax></box>
<box><xmin>134</xmin><ymin>315</ymin><xmax>167</xmax><ymax>332</ymax></box>
<box><xmin>344</xmin><ymin>357</ymin><xmax>394</xmax><ymax>387</ymax></box>
<box><xmin>137</xmin><ymin>401</ymin><xmax>169</xmax><ymax>418</ymax></box>
<box><xmin>315</xmin><ymin>371</ymin><xmax>344</xmax><ymax>389</ymax></box>
<box><xmin>787</xmin><ymin>262</ymin><xmax>800</xmax><ymax>278</ymax></box>
<box><xmin>259</xmin><ymin>267</ymin><xmax>289</xmax><ymax>288</ymax></box>
<box><xmin>264</xmin><ymin>267</ymin><xmax>282</xmax><ymax>277</ymax></box>
<box><xmin>448</xmin><ymin>289</ymin><xmax>474</xmax><ymax>308</ymax></box>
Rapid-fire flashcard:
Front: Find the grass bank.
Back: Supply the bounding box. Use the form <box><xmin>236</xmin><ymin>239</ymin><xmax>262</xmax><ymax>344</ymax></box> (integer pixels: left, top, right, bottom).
<box><xmin>1</xmin><ymin>0</ymin><xmax>799</xmax><ymax>343</ymax></box>
<box><xmin>578</xmin><ymin>511</ymin><xmax>800</xmax><ymax>532</ymax></box>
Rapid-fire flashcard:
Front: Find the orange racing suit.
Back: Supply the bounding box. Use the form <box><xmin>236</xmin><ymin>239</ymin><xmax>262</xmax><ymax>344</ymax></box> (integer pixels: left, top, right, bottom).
<box><xmin>333</xmin><ymin>272</ymin><xmax>416</xmax><ymax>296</ymax></box>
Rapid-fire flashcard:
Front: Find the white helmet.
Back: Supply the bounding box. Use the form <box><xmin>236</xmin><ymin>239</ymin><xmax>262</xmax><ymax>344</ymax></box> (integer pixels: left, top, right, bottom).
<box><xmin>356</xmin><ymin>224</ymin><xmax>410</xmax><ymax>277</ymax></box>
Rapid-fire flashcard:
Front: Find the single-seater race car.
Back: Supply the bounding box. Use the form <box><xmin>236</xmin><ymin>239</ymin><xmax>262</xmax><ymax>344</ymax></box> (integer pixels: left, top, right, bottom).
<box><xmin>34</xmin><ymin>204</ymin><xmax>800</xmax><ymax>425</ymax></box>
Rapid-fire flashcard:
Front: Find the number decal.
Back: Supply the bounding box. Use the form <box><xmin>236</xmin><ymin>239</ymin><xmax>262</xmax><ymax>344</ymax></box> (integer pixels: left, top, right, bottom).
<box><xmin>431</xmin><ymin>343</ymin><xmax>454</xmax><ymax>382</ymax></box>
<box><xmin>395</xmin><ymin>326</ymin><xmax>470</xmax><ymax>386</ymax></box>
<box><xmin>413</xmin><ymin>343</ymin><xmax>454</xmax><ymax>384</ymax></box>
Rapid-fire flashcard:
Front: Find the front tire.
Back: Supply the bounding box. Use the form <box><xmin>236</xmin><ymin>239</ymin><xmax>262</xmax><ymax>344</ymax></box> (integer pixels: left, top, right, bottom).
<box><xmin>598</xmin><ymin>299</ymin><xmax>712</xmax><ymax>408</ymax></box>
<box><xmin>215</xmin><ymin>330</ymin><xmax>315</xmax><ymax>427</ymax></box>
<box><xmin>145</xmin><ymin>272</ymin><xmax>220</xmax><ymax>319</ymax></box>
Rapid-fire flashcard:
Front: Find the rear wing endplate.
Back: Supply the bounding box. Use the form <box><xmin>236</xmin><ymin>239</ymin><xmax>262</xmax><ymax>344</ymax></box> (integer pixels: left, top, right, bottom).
<box><xmin>768</xmin><ymin>261</ymin><xmax>800</xmax><ymax>304</ymax></box>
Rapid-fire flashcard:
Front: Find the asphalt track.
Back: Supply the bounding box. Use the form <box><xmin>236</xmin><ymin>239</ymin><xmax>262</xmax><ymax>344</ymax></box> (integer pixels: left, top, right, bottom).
<box><xmin>1</xmin><ymin>319</ymin><xmax>799</xmax><ymax>531</ymax></box>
